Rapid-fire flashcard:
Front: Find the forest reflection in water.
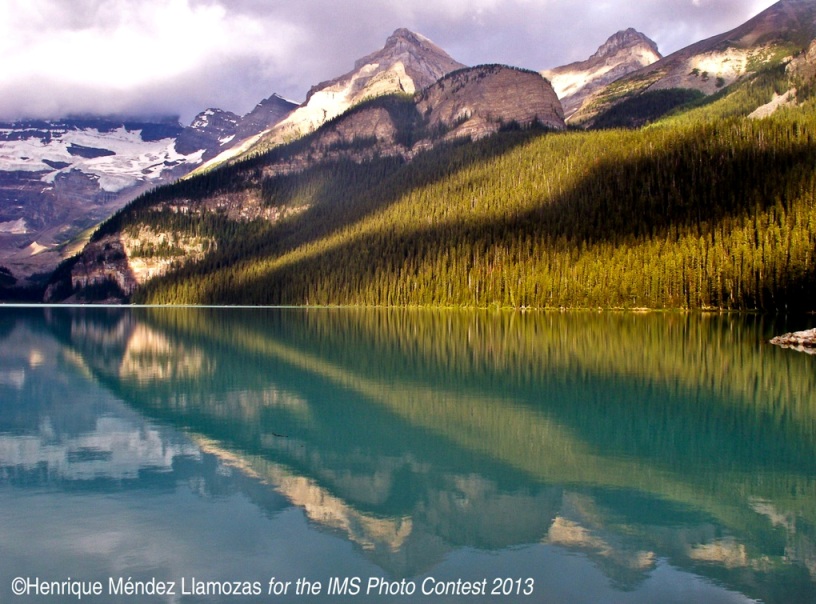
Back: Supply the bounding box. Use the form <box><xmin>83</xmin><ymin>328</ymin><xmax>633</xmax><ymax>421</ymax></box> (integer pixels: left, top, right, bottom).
<box><xmin>0</xmin><ymin>306</ymin><xmax>814</xmax><ymax>603</ymax></box>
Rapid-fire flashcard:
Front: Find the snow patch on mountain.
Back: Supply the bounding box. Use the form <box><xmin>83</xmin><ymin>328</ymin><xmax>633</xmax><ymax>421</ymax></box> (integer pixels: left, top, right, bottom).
<box><xmin>0</xmin><ymin>126</ymin><xmax>205</xmax><ymax>193</ymax></box>
<box><xmin>0</xmin><ymin>218</ymin><xmax>27</xmax><ymax>234</ymax></box>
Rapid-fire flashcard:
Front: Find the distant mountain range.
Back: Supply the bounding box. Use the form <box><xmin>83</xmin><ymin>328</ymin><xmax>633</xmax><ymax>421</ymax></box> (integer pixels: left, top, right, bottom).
<box><xmin>0</xmin><ymin>96</ymin><xmax>296</xmax><ymax>284</ymax></box>
<box><xmin>2</xmin><ymin>0</ymin><xmax>816</xmax><ymax>305</ymax></box>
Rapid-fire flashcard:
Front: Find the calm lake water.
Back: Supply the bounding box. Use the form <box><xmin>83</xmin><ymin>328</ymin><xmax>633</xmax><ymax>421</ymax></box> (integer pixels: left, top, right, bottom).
<box><xmin>0</xmin><ymin>306</ymin><xmax>815</xmax><ymax>603</ymax></box>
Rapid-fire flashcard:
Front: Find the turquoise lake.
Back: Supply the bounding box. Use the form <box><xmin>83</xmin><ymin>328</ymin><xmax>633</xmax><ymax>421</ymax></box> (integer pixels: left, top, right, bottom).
<box><xmin>0</xmin><ymin>306</ymin><xmax>814</xmax><ymax>603</ymax></box>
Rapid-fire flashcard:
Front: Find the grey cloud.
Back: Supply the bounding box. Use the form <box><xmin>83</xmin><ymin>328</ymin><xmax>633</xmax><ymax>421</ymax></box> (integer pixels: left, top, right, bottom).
<box><xmin>0</xmin><ymin>0</ymin><xmax>777</xmax><ymax>123</ymax></box>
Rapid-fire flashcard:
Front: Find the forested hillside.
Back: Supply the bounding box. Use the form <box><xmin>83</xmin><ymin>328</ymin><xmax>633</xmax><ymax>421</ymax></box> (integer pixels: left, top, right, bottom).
<box><xmin>125</xmin><ymin>115</ymin><xmax>815</xmax><ymax>309</ymax></box>
<box><xmin>52</xmin><ymin>54</ymin><xmax>816</xmax><ymax>311</ymax></box>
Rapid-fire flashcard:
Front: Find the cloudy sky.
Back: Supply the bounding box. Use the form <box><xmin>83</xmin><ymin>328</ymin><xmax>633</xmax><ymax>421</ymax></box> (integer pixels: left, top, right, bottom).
<box><xmin>0</xmin><ymin>0</ymin><xmax>778</xmax><ymax>124</ymax></box>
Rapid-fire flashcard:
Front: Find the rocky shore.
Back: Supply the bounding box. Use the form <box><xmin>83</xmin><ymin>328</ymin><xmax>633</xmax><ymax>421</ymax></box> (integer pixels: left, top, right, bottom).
<box><xmin>769</xmin><ymin>328</ymin><xmax>816</xmax><ymax>354</ymax></box>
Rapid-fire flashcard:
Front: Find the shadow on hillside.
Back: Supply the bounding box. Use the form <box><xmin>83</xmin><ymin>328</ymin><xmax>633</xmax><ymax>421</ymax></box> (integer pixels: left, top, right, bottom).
<box><xmin>129</xmin><ymin>127</ymin><xmax>556</xmax><ymax>300</ymax></box>
<box><xmin>251</xmin><ymin>127</ymin><xmax>551</xmax><ymax>257</ymax></box>
<box><xmin>207</xmin><ymin>120</ymin><xmax>816</xmax><ymax>311</ymax></box>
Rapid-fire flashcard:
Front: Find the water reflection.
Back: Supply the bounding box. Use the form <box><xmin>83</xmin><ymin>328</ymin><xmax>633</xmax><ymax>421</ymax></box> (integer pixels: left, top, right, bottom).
<box><xmin>1</xmin><ymin>306</ymin><xmax>815</xmax><ymax>603</ymax></box>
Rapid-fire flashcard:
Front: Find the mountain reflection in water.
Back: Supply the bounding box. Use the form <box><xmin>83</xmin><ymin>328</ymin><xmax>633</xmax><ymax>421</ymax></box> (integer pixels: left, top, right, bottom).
<box><xmin>0</xmin><ymin>306</ymin><xmax>814</xmax><ymax>603</ymax></box>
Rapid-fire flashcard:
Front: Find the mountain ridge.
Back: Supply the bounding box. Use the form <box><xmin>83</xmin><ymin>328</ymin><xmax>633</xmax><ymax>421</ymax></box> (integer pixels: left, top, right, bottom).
<box><xmin>227</xmin><ymin>28</ymin><xmax>467</xmax><ymax>161</ymax></box>
<box><xmin>569</xmin><ymin>0</ymin><xmax>816</xmax><ymax>124</ymax></box>
<box><xmin>53</xmin><ymin>61</ymin><xmax>566</xmax><ymax>302</ymax></box>
<box><xmin>5</xmin><ymin>3</ymin><xmax>816</xmax><ymax>307</ymax></box>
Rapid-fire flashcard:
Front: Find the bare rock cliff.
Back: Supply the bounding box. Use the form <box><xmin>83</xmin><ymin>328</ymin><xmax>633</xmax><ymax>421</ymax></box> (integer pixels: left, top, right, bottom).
<box><xmin>418</xmin><ymin>65</ymin><xmax>566</xmax><ymax>139</ymax></box>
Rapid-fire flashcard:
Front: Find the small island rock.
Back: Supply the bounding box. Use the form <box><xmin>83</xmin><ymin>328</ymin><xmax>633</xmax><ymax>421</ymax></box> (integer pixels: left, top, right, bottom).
<box><xmin>769</xmin><ymin>328</ymin><xmax>816</xmax><ymax>354</ymax></box>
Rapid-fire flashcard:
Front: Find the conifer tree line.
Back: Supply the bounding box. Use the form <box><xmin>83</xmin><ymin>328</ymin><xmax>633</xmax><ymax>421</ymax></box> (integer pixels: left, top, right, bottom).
<box><xmin>82</xmin><ymin>61</ymin><xmax>816</xmax><ymax>311</ymax></box>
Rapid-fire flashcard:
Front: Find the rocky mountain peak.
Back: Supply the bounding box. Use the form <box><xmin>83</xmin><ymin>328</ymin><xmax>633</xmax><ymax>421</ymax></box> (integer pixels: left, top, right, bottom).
<box><xmin>541</xmin><ymin>28</ymin><xmax>661</xmax><ymax>119</ymax></box>
<box><xmin>417</xmin><ymin>65</ymin><xmax>565</xmax><ymax>138</ymax></box>
<box><xmin>373</xmin><ymin>28</ymin><xmax>430</xmax><ymax>57</ymax></box>
<box><xmin>252</xmin><ymin>93</ymin><xmax>297</xmax><ymax>112</ymax></box>
<box><xmin>246</xmin><ymin>28</ymin><xmax>466</xmax><ymax>156</ymax></box>
<box><xmin>175</xmin><ymin>108</ymin><xmax>239</xmax><ymax>156</ymax></box>
<box><xmin>359</xmin><ymin>28</ymin><xmax>444</xmax><ymax>70</ymax></box>
<box><xmin>316</xmin><ymin>27</ymin><xmax>465</xmax><ymax>100</ymax></box>
<box><xmin>189</xmin><ymin>108</ymin><xmax>240</xmax><ymax>132</ymax></box>
<box><xmin>235</xmin><ymin>94</ymin><xmax>297</xmax><ymax>140</ymax></box>
<box><xmin>592</xmin><ymin>28</ymin><xmax>660</xmax><ymax>61</ymax></box>
<box><xmin>387</xmin><ymin>27</ymin><xmax>425</xmax><ymax>44</ymax></box>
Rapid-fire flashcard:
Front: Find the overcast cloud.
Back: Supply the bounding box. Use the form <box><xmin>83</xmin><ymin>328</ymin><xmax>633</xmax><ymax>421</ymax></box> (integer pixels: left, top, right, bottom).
<box><xmin>0</xmin><ymin>0</ymin><xmax>778</xmax><ymax>124</ymax></box>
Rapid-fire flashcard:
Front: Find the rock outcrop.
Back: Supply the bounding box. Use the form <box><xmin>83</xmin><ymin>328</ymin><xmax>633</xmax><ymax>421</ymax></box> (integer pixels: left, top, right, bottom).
<box><xmin>418</xmin><ymin>65</ymin><xmax>565</xmax><ymax>138</ymax></box>
<box><xmin>770</xmin><ymin>328</ymin><xmax>816</xmax><ymax>354</ymax></box>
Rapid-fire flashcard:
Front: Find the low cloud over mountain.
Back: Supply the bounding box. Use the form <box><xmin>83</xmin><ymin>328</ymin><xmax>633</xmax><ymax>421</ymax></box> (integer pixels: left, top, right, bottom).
<box><xmin>0</xmin><ymin>0</ymin><xmax>775</xmax><ymax>123</ymax></box>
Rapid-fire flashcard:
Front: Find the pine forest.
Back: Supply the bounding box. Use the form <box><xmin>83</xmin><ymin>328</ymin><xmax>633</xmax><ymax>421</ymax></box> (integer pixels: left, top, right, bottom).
<box><xmin>81</xmin><ymin>62</ymin><xmax>816</xmax><ymax>312</ymax></box>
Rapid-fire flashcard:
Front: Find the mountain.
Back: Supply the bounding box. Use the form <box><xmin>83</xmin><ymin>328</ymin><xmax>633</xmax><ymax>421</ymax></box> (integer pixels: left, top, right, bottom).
<box><xmin>234</xmin><ymin>94</ymin><xmax>299</xmax><ymax>142</ymax></box>
<box><xmin>174</xmin><ymin>108</ymin><xmax>241</xmax><ymax>158</ymax></box>
<box><xmin>542</xmin><ymin>29</ymin><xmax>661</xmax><ymax>119</ymax></box>
<box><xmin>417</xmin><ymin>65</ymin><xmax>565</xmax><ymax>137</ymax></box>
<box><xmin>198</xmin><ymin>28</ymin><xmax>467</xmax><ymax>171</ymax></box>
<box><xmin>3</xmin><ymin>28</ymin><xmax>456</xmax><ymax>289</ymax></box>
<box><xmin>94</xmin><ymin>84</ymin><xmax>816</xmax><ymax>310</ymax></box>
<box><xmin>175</xmin><ymin>94</ymin><xmax>298</xmax><ymax>161</ymax></box>
<box><xmin>51</xmin><ymin>64</ymin><xmax>565</xmax><ymax>302</ymax></box>
<box><xmin>570</xmin><ymin>0</ymin><xmax>816</xmax><ymax>125</ymax></box>
<box><xmin>278</xmin><ymin>28</ymin><xmax>465</xmax><ymax>137</ymax></box>
<box><xmin>0</xmin><ymin>97</ymin><xmax>296</xmax><ymax>285</ymax></box>
<box><xmin>265</xmin><ymin>64</ymin><xmax>565</xmax><ymax>171</ymax></box>
<box><xmin>0</xmin><ymin>115</ymin><xmax>189</xmax><ymax>284</ymax></box>
<box><xmin>26</xmin><ymin>5</ymin><xmax>816</xmax><ymax>310</ymax></box>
